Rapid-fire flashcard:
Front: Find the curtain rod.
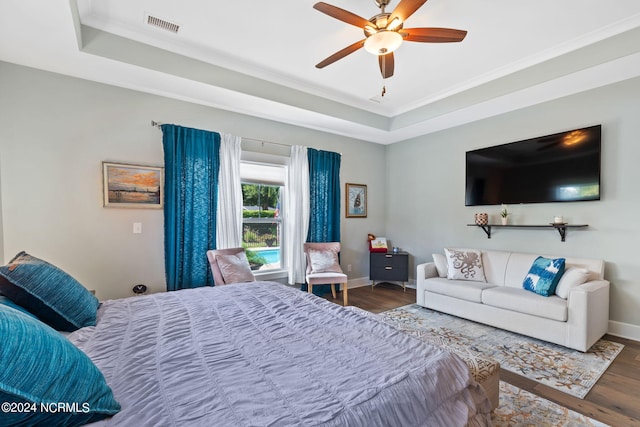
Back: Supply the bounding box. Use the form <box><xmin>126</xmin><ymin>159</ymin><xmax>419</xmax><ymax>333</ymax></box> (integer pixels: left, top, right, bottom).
<box><xmin>151</xmin><ymin>120</ymin><xmax>290</xmax><ymax>149</ymax></box>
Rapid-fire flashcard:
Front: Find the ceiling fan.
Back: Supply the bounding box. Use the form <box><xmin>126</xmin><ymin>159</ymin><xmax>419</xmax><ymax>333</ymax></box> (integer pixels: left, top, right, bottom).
<box><xmin>314</xmin><ymin>0</ymin><xmax>467</xmax><ymax>79</ymax></box>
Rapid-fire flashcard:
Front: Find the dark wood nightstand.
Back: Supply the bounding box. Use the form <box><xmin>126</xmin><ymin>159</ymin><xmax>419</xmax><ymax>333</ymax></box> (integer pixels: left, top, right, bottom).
<box><xmin>370</xmin><ymin>251</ymin><xmax>409</xmax><ymax>291</ymax></box>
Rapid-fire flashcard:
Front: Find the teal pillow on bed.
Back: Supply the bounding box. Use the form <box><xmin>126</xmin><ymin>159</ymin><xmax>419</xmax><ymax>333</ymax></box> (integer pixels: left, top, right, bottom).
<box><xmin>523</xmin><ymin>256</ymin><xmax>566</xmax><ymax>297</ymax></box>
<box><xmin>0</xmin><ymin>304</ymin><xmax>120</xmax><ymax>425</ymax></box>
<box><xmin>0</xmin><ymin>251</ymin><xmax>99</xmax><ymax>331</ymax></box>
<box><xmin>0</xmin><ymin>294</ymin><xmax>36</xmax><ymax>318</ymax></box>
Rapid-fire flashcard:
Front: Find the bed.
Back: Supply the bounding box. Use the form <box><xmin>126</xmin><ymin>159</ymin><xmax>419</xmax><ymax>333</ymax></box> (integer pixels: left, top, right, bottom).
<box><xmin>0</xmin><ymin>250</ymin><xmax>490</xmax><ymax>426</ymax></box>
<box><xmin>68</xmin><ymin>281</ymin><xmax>491</xmax><ymax>426</ymax></box>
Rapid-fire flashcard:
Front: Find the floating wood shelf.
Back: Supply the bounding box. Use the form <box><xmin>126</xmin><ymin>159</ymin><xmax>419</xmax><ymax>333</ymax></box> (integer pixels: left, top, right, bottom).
<box><xmin>467</xmin><ymin>223</ymin><xmax>588</xmax><ymax>242</ymax></box>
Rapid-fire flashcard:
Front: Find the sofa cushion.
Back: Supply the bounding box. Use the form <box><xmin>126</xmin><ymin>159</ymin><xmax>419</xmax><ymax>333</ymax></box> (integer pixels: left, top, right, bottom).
<box><xmin>555</xmin><ymin>267</ymin><xmax>589</xmax><ymax>299</ymax></box>
<box><xmin>480</xmin><ymin>250</ymin><xmax>511</xmax><ymax>286</ymax></box>
<box><xmin>422</xmin><ymin>277</ymin><xmax>495</xmax><ymax>303</ymax></box>
<box><xmin>503</xmin><ymin>253</ymin><xmax>539</xmax><ymax>288</ymax></box>
<box><xmin>444</xmin><ymin>248</ymin><xmax>486</xmax><ymax>282</ymax></box>
<box><xmin>523</xmin><ymin>256</ymin><xmax>566</xmax><ymax>297</ymax></box>
<box><xmin>482</xmin><ymin>286</ymin><xmax>568</xmax><ymax>322</ymax></box>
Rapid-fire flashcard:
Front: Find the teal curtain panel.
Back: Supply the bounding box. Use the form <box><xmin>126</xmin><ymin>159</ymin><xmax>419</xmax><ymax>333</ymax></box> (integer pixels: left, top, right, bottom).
<box><xmin>305</xmin><ymin>148</ymin><xmax>341</xmax><ymax>295</ymax></box>
<box><xmin>162</xmin><ymin>124</ymin><xmax>221</xmax><ymax>290</ymax></box>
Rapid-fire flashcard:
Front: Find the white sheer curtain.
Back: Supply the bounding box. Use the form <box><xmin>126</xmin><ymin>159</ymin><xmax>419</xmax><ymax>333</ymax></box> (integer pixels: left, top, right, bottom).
<box><xmin>285</xmin><ymin>145</ymin><xmax>310</xmax><ymax>285</ymax></box>
<box><xmin>216</xmin><ymin>133</ymin><xmax>243</xmax><ymax>249</ymax></box>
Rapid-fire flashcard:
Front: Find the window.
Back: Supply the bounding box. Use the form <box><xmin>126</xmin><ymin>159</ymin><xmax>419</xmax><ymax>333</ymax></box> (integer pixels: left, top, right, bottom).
<box><xmin>240</xmin><ymin>160</ymin><xmax>286</xmax><ymax>273</ymax></box>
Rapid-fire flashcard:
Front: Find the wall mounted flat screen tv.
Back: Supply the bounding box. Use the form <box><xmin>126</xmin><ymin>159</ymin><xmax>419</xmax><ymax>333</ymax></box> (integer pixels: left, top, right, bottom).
<box><xmin>465</xmin><ymin>125</ymin><xmax>601</xmax><ymax>206</ymax></box>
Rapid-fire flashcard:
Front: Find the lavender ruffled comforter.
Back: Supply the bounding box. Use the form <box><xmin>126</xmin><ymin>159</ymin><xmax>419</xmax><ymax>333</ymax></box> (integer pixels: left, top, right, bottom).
<box><xmin>71</xmin><ymin>281</ymin><xmax>491</xmax><ymax>426</ymax></box>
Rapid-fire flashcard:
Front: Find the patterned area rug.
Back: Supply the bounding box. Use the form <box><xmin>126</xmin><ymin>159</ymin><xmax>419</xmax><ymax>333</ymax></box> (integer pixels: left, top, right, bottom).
<box><xmin>380</xmin><ymin>304</ymin><xmax>624</xmax><ymax>399</ymax></box>
<box><xmin>494</xmin><ymin>382</ymin><xmax>609</xmax><ymax>426</ymax></box>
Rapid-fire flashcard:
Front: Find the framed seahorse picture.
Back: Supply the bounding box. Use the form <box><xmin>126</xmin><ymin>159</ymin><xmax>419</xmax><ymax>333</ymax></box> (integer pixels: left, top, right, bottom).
<box><xmin>346</xmin><ymin>183</ymin><xmax>367</xmax><ymax>218</ymax></box>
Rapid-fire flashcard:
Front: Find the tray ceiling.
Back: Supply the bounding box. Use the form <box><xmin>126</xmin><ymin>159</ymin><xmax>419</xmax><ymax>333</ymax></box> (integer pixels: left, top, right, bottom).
<box><xmin>2</xmin><ymin>0</ymin><xmax>640</xmax><ymax>143</ymax></box>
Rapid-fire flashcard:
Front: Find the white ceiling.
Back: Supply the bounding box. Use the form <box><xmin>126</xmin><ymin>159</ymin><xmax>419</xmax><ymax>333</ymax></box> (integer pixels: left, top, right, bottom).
<box><xmin>2</xmin><ymin>0</ymin><xmax>640</xmax><ymax>144</ymax></box>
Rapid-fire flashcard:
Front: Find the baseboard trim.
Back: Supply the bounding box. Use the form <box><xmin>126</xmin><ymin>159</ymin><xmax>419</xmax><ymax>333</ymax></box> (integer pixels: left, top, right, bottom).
<box><xmin>347</xmin><ymin>277</ymin><xmax>371</xmax><ymax>289</ymax></box>
<box><xmin>608</xmin><ymin>320</ymin><xmax>640</xmax><ymax>342</ymax></box>
<box><xmin>348</xmin><ymin>277</ymin><xmax>417</xmax><ymax>290</ymax></box>
<box><xmin>296</xmin><ymin>276</ymin><xmax>414</xmax><ymax>291</ymax></box>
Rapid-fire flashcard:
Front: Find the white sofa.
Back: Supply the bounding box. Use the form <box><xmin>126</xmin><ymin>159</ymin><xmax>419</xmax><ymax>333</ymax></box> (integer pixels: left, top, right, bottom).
<box><xmin>416</xmin><ymin>249</ymin><xmax>610</xmax><ymax>352</ymax></box>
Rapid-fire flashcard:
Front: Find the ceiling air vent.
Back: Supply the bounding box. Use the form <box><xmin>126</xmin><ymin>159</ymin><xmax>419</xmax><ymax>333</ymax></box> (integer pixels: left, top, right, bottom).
<box><xmin>146</xmin><ymin>14</ymin><xmax>180</xmax><ymax>33</ymax></box>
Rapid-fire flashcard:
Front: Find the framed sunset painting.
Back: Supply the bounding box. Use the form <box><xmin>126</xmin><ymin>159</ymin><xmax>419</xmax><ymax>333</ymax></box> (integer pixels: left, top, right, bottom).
<box><xmin>103</xmin><ymin>162</ymin><xmax>163</xmax><ymax>208</ymax></box>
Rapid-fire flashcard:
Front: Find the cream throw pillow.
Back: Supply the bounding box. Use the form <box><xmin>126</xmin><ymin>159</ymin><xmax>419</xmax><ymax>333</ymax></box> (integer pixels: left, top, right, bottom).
<box><xmin>432</xmin><ymin>253</ymin><xmax>447</xmax><ymax>278</ymax></box>
<box><xmin>555</xmin><ymin>267</ymin><xmax>589</xmax><ymax>299</ymax></box>
<box><xmin>216</xmin><ymin>252</ymin><xmax>255</xmax><ymax>284</ymax></box>
<box><xmin>308</xmin><ymin>249</ymin><xmax>343</xmax><ymax>274</ymax></box>
<box><xmin>444</xmin><ymin>248</ymin><xmax>486</xmax><ymax>282</ymax></box>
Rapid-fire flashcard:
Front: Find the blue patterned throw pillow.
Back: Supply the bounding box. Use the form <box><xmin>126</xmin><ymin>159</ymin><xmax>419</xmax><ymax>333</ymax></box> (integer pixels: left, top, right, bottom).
<box><xmin>523</xmin><ymin>256</ymin><xmax>566</xmax><ymax>296</ymax></box>
<box><xmin>0</xmin><ymin>305</ymin><xmax>120</xmax><ymax>425</ymax></box>
<box><xmin>0</xmin><ymin>251</ymin><xmax>99</xmax><ymax>331</ymax></box>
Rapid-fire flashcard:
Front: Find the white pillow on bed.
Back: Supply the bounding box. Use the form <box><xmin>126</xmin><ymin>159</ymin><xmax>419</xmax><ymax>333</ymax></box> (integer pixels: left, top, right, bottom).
<box><xmin>216</xmin><ymin>252</ymin><xmax>255</xmax><ymax>284</ymax></box>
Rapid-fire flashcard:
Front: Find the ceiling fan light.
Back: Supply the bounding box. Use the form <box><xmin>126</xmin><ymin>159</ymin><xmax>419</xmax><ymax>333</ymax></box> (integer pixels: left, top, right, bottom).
<box><xmin>364</xmin><ymin>30</ymin><xmax>403</xmax><ymax>55</ymax></box>
<box><xmin>387</xmin><ymin>17</ymin><xmax>402</xmax><ymax>31</ymax></box>
<box><xmin>376</xmin><ymin>15</ymin><xmax>388</xmax><ymax>28</ymax></box>
<box><xmin>364</xmin><ymin>25</ymin><xmax>378</xmax><ymax>36</ymax></box>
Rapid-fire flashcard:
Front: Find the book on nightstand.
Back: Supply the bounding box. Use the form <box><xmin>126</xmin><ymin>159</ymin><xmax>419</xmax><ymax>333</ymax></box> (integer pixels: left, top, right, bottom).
<box><xmin>369</xmin><ymin>237</ymin><xmax>388</xmax><ymax>253</ymax></box>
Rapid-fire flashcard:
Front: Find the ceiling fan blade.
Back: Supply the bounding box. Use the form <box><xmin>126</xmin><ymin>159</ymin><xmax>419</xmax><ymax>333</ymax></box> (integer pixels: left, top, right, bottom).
<box><xmin>316</xmin><ymin>39</ymin><xmax>366</xmax><ymax>69</ymax></box>
<box><xmin>389</xmin><ymin>0</ymin><xmax>428</xmax><ymax>24</ymax></box>
<box><xmin>402</xmin><ymin>27</ymin><xmax>467</xmax><ymax>43</ymax></box>
<box><xmin>313</xmin><ymin>2</ymin><xmax>371</xmax><ymax>28</ymax></box>
<box><xmin>378</xmin><ymin>53</ymin><xmax>394</xmax><ymax>79</ymax></box>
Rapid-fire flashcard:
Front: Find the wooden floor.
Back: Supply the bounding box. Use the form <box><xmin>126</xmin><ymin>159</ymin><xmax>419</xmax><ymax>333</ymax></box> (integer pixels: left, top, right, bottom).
<box><xmin>322</xmin><ymin>283</ymin><xmax>640</xmax><ymax>427</ymax></box>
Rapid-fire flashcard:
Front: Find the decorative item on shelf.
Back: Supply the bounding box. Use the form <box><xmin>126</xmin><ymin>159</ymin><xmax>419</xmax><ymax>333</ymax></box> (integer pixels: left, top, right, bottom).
<box><xmin>474</xmin><ymin>213</ymin><xmax>488</xmax><ymax>225</ymax></box>
<box><xmin>500</xmin><ymin>204</ymin><xmax>509</xmax><ymax>225</ymax></box>
<box><xmin>392</xmin><ymin>246</ymin><xmax>399</xmax><ymax>254</ymax></box>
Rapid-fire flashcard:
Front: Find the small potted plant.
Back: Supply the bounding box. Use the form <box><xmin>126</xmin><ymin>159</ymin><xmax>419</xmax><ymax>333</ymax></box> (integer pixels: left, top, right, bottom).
<box><xmin>500</xmin><ymin>204</ymin><xmax>509</xmax><ymax>225</ymax></box>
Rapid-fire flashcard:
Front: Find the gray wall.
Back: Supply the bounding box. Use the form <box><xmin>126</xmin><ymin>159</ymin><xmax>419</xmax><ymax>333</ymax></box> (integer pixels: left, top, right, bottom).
<box><xmin>385</xmin><ymin>76</ymin><xmax>640</xmax><ymax>334</ymax></box>
<box><xmin>3</xmin><ymin>60</ymin><xmax>639</xmax><ymax>336</ymax></box>
<box><xmin>0</xmin><ymin>61</ymin><xmax>386</xmax><ymax>300</ymax></box>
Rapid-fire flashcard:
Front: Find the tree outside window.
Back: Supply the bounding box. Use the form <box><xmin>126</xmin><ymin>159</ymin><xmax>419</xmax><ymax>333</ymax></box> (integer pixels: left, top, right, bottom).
<box><xmin>242</xmin><ymin>183</ymin><xmax>282</xmax><ymax>271</ymax></box>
